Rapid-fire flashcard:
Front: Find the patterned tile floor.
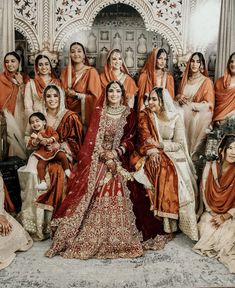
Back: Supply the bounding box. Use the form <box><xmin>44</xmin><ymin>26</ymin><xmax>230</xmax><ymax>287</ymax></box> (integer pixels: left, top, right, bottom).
<box><xmin>1</xmin><ymin>233</ymin><xmax>235</xmax><ymax>288</ymax></box>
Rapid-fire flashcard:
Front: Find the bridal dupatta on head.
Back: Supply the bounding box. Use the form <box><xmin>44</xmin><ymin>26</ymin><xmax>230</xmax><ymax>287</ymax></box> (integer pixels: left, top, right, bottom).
<box><xmin>46</xmin><ymin>86</ymin><xmax>144</xmax><ymax>259</ymax></box>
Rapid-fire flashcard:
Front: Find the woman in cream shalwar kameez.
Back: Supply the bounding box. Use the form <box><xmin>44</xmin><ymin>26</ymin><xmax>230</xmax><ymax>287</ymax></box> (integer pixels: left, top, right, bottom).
<box><xmin>134</xmin><ymin>87</ymin><xmax>198</xmax><ymax>241</ymax></box>
<box><xmin>176</xmin><ymin>52</ymin><xmax>215</xmax><ymax>157</ymax></box>
<box><xmin>193</xmin><ymin>134</ymin><xmax>235</xmax><ymax>273</ymax></box>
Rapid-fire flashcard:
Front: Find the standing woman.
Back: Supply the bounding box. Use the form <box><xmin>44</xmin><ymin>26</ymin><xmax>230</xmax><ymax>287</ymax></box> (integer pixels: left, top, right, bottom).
<box><xmin>176</xmin><ymin>52</ymin><xmax>215</xmax><ymax>157</ymax></box>
<box><xmin>137</xmin><ymin>48</ymin><xmax>175</xmax><ymax>112</ymax></box>
<box><xmin>61</xmin><ymin>42</ymin><xmax>102</xmax><ymax>128</ymax></box>
<box><xmin>100</xmin><ymin>49</ymin><xmax>138</xmax><ymax>108</ymax></box>
<box><xmin>213</xmin><ymin>52</ymin><xmax>235</xmax><ymax>123</ymax></box>
<box><xmin>193</xmin><ymin>134</ymin><xmax>235</xmax><ymax>273</ymax></box>
<box><xmin>24</xmin><ymin>54</ymin><xmax>61</xmax><ymax>119</ymax></box>
<box><xmin>18</xmin><ymin>84</ymin><xmax>82</xmax><ymax>241</ymax></box>
<box><xmin>0</xmin><ymin>51</ymin><xmax>29</xmax><ymax>159</ymax></box>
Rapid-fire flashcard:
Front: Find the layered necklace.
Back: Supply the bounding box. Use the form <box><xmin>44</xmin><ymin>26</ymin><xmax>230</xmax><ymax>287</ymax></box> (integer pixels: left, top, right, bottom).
<box><xmin>106</xmin><ymin>104</ymin><xmax>126</xmax><ymax>115</ymax></box>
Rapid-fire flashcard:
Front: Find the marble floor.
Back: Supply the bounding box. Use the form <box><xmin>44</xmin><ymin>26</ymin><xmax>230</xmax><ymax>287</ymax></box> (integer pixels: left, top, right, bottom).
<box><xmin>1</xmin><ymin>233</ymin><xmax>235</xmax><ymax>288</ymax></box>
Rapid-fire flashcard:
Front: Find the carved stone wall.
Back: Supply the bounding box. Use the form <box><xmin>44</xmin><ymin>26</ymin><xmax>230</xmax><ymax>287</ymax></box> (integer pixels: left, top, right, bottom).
<box><xmin>61</xmin><ymin>6</ymin><xmax>174</xmax><ymax>76</ymax></box>
<box><xmin>11</xmin><ymin>0</ymin><xmax>221</xmax><ymax>75</ymax></box>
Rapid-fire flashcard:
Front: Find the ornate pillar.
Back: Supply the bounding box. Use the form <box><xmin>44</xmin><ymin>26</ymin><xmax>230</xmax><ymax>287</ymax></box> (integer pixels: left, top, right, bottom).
<box><xmin>0</xmin><ymin>0</ymin><xmax>15</xmax><ymax>70</ymax></box>
<box><xmin>215</xmin><ymin>0</ymin><xmax>235</xmax><ymax>79</ymax></box>
<box><xmin>35</xmin><ymin>0</ymin><xmax>58</xmax><ymax>66</ymax></box>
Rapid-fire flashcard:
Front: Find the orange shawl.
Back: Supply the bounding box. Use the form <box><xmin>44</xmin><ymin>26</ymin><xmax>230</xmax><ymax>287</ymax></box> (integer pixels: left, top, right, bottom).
<box><xmin>61</xmin><ymin>66</ymin><xmax>102</xmax><ymax>126</ymax></box>
<box><xmin>205</xmin><ymin>161</ymin><xmax>235</xmax><ymax>214</ymax></box>
<box><xmin>0</xmin><ymin>68</ymin><xmax>28</xmax><ymax>114</ymax></box>
<box><xmin>213</xmin><ymin>70</ymin><xmax>235</xmax><ymax>121</ymax></box>
<box><xmin>100</xmin><ymin>49</ymin><xmax>138</xmax><ymax>99</ymax></box>
<box><xmin>177</xmin><ymin>57</ymin><xmax>215</xmax><ymax>111</ymax></box>
<box><xmin>134</xmin><ymin>108</ymin><xmax>179</xmax><ymax>219</ymax></box>
<box><xmin>137</xmin><ymin>48</ymin><xmax>175</xmax><ymax>112</ymax></box>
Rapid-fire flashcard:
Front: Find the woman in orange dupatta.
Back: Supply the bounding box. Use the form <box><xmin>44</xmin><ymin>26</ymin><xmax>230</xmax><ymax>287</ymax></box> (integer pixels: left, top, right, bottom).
<box><xmin>18</xmin><ymin>84</ymin><xmax>82</xmax><ymax>241</ymax></box>
<box><xmin>100</xmin><ymin>49</ymin><xmax>138</xmax><ymax>108</ymax></box>
<box><xmin>133</xmin><ymin>87</ymin><xmax>198</xmax><ymax>240</ymax></box>
<box><xmin>213</xmin><ymin>52</ymin><xmax>235</xmax><ymax>123</ymax></box>
<box><xmin>193</xmin><ymin>134</ymin><xmax>235</xmax><ymax>273</ymax></box>
<box><xmin>61</xmin><ymin>42</ymin><xmax>102</xmax><ymax>128</ymax></box>
<box><xmin>0</xmin><ymin>51</ymin><xmax>29</xmax><ymax>159</ymax></box>
<box><xmin>24</xmin><ymin>54</ymin><xmax>61</xmax><ymax>119</ymax></box>
<box><xmin>137</xmin><ymin>48</ymin><xmax>175</xmax><ymax>112</ymax></box>
<box><xmin>176</xmin><ymin>52</ymin><xmax>215</xmax><ymax>157</ymax></box>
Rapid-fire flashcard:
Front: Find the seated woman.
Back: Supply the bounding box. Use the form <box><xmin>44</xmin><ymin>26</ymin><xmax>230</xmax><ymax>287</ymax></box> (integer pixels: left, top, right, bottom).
<box><xmin>24</xmin><ymin>54</ymin><xmax>61</xmax><ymax>119</ymax></box>
<box><xmin>0</xmin><ymin>51</ymin><xmax>29</xmax><ymax>159</ymax></box>
<box><xmin>137</xmin><ymin>48</ymin><xmax>175</xmax><ymax>112</ymax></box>
<box><xmin>133</xmin><ymin>87</ymin><xmax>198</xmax><ymax>241</ymax></box>
<box><xmin>61</xmin><ymin>42</ymin><xmax>102</xmax><ymax>128</ymax></box>
<box><xmin>100</xmin><ymin>48</ymin><xmax>138</xmax><ymax>108</ymax></box>
<box><xmin>18</xmin><ymin>84</ymin><xmax>82</xmax><ymax>241</ymax></box>
<box><xmin>176</xmin><ymin>52</ymin><xmax>215</xmax><ymax>157</ymax></box>
<box><xmin>0</xmin><ymin>174</ymin><xmax>33</xmax><ymax>270</ymax></box>
<box><xmin>45</xmin><ymin>80</ymin><xmax>144</xmax><ymax>259</ymax></box>
<box><xmin>193</xmin><ymin>134</ymin><xmax>235</xmax><ymax>273</ymax></box>
<box><xmin>213</xmin><ymin>52</ymin><xmax>235</xmax><ymax>124</ymax></box>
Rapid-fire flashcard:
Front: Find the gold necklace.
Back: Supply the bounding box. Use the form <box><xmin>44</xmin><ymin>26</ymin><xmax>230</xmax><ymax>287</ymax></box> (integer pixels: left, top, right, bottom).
<box><xmin>106</xmin><ymin>105</ymin><xmax>126</xmax><ymax>115</ymax></box>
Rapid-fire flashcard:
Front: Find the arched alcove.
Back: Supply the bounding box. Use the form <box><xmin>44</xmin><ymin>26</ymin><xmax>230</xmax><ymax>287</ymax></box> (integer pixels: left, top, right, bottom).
<box><xmin>54</xmin><ymin>0</ymin><xmax>182</xmax><ymax>54</ymax></box>
<box><xmin>15</xmin><ymin>30</ymin><xmax>34</xmax><ymax>76</ymax></box>
<box><xmin>60</xmin><ymin>4</ymin><xmax>174</xmax><ymax>76</ymax></box>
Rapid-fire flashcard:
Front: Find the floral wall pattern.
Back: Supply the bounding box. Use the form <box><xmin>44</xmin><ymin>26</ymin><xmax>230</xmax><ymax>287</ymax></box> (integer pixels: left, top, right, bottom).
<box><xmin>148</xmin><ymin>0</ymin><xmax>182</xmax><ymax>36</ymax></box>
<box><xmin>55</xmin><ymin>0</ymin><xmax>89</xmax><ymax>32</ymax></box>
<box><xmin>14</xmin><ymin>0</ymin><xmax>38</xmax><ymax>31</ymax></box>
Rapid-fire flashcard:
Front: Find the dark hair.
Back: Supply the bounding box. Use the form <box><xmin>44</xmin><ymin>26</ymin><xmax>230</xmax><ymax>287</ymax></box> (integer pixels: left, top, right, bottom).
<box><xmin>227</xmin><ymin>52</ymin><xmax>235</xmax><ymax>74</ymax></box>
<box><xmin>70</xmin><ymin>42</ymin><xmax>86</xmax><ymax>55</ymax></box>
<box><xmin>35</xmin><ymin>54</ymin><xmax>52</xmax><ymax>70</ymax></box>
<box><xmin>43</xmin><ymin>84</ymin><xmax>60</xmax><ymax>99</ymax></box>
<box><xmin>105</xmin><ymin>80</ymin><xmax>126</xmax><ymax>104</ymax></box>
<box><xmin>189</xmin><ymin>52</ymin><xmax>206</xmax><ymax>70</ymax></box>
<box><xmin>149</xmin><ymin>87</ymin><xmax>164</xmax><ymax>110</ymax></box>
<box><xmin>4</xmin><ymin>52</ymin><xmax>21</xmax><ymax>71</ymax></box>
<box><xmin>29</xmin><ymin>112</ymin><xmax>46</xmax><ymax>124</ymax></box>
<box><xmin>156</xmin><ymin>48</ymin><xmax>168</xmax><ymax>59</ymax></box>
<box><xmin>4</xmin><ymin>51</ymin><xmax>21</xmax><ymax>63</ymax></box>
<box><xmin>218</xmin><ymin>134</ymin><xmax>235</xmax><ymax>162</ymax></box>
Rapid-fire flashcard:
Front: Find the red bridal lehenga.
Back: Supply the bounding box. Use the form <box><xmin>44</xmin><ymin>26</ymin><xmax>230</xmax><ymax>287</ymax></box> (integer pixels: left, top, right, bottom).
<box><xmin>46</xmin><ymin>100</ymin><xmax>144</xmax><ymax>259</ymax></box>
